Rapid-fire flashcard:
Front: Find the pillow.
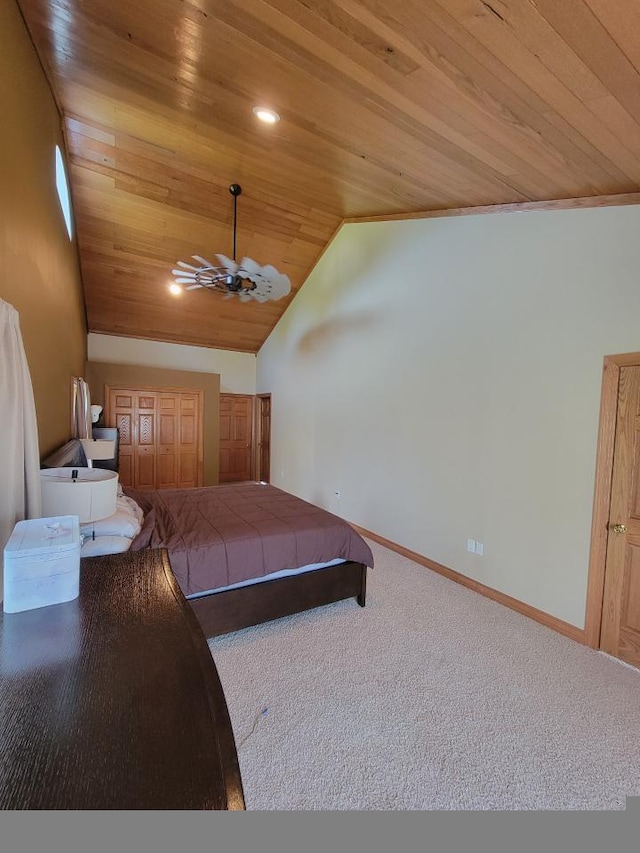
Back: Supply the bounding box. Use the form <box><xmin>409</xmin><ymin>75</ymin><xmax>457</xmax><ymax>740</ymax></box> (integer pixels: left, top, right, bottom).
<box><xmin>80</xmin><ymin>534</ymin><xmax>132</xmax><ymax>557</ymax></box>
<box><xmin>117</xmin><ymin>494</ymin><xmax>144</xmax><ymax>526</ymax></box>
<box><xmin>80</xmin><ymin>495</ymin><xmax>143</xmax><ymax>540</ymax></box>
<box><xmin>129</xmin><ymin>508</ymin><xmax>156</xmax><ymax>551</ymax></box>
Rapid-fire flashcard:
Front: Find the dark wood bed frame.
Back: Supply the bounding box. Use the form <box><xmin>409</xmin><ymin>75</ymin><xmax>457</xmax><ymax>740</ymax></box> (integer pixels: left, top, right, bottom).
<box><xmin>188</xmin><ymin>560</ymin><xmax>367</xmax><ymax>638</ymax></box>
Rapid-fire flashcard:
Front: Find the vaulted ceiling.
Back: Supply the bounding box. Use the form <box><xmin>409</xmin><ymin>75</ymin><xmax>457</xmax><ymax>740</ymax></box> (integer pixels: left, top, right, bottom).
<box><xmin>17</xmin><ymin>0</ymin><xmax>640</xmax><ymax>352</ymax></box>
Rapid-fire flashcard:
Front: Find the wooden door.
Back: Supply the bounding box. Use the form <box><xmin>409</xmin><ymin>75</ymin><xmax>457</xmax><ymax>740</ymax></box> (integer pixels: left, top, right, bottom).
<box><xmin>256</xmin><ymin>394</ymin><xmax>271</xmax><ymax>483</ymax></box>
<box><xmin>135</xmin><ymin>392</ymin><xmax>157</xmax><ymax>489</ymax></box>
<box><xmin>157</xmin><ymin>392</ymin><xmax>201</xmax><ymax>489</ymax></box>
<box><xmin>600</xmin><ymin>366</ymin><xmax>640</xmax><ymax>666</ymax></box>
<box><xmin>107</xmin><ymin>386</ymin><xmax>203</xmax><ymax>490</ymax></box>
<box><xmin>219</xmin><ymin>395</ymin><xmax>253</xmax><ymax>483</ymax></box>
<box><xmin>108</xmin><ymin>389</ymin><xmax>157</xmax><ymax>489</ymax></box>
<box><xmin>109</xmin><ymin>389</ymin><xmax>135</xmax><ymax>488</ymax></box>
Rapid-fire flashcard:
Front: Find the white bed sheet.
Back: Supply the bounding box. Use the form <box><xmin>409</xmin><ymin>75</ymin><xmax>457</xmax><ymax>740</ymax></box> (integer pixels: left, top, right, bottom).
<box><xmin>186</xmin><ymin>558</ymin><xmax>346</xmax><ymax>600</ymax></box>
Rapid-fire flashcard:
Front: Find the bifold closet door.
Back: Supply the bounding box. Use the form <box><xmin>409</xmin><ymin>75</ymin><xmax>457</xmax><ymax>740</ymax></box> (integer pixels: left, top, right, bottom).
<box><xmin>157</xmin><ymin>392</ymin><xmax>201</xmax><ymax>489</ymax></box>
<box><xmin>107</xmin><ymin>387</ymin><xmax>203</xmax><ymax>490</ymax></box>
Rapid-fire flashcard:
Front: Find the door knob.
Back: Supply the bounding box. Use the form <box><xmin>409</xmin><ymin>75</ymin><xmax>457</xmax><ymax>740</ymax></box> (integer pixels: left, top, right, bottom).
<box><xmin>612</xmin><ymin>523</ymin><xmax>627</xmax><ymax>534</ymax></box>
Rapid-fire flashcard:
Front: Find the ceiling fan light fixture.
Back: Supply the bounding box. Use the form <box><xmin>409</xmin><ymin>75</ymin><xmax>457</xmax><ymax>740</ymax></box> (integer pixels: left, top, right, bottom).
<box><xmin>171</xmin><ymin>184</ymin><xmax>291</xmax><ymax>303</ymax></box>
<box><xmin>169</xmin><ymin>283</ymin><xmax>182</xmax><ymax>296</ymax></box>
<box><xmin>252</xmin><ymin>106</ymin><xmax>280</xmax><ymax>124</ymax></box>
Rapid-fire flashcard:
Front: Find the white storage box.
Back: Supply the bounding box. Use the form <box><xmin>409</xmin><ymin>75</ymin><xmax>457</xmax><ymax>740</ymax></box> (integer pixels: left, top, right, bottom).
<box><xmin>3</xmin><ymin>516</ymin><xmax>80</xmax><ymax>613</ymax></box>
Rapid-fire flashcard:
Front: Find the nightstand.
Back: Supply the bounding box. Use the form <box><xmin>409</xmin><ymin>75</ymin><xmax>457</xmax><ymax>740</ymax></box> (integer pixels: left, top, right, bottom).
<box><xmin>0</xmin><ymin>548</ymin><xmax>244</xmax><ymax>809</ymax></box>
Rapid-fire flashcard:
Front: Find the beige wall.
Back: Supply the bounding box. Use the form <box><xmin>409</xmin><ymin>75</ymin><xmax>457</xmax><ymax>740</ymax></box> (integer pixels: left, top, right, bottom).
<box><xmin>0</xmin><ymin>0</ymin><xmax>86</xmax><ymax>458</ymax></box>
<box><xmin>88</xmin><ymin>333</ymin><xmax>256</xmax><ymax>394</ymax></box>
<box><xmin>257</xmin><ymin>205</ymin><xmax>640</xmax><ymax>629</ymax></box>
<box><xmin>85</xmin><ymin>361</ymin><xmax>220</xmax><ymax>486</ymax></box>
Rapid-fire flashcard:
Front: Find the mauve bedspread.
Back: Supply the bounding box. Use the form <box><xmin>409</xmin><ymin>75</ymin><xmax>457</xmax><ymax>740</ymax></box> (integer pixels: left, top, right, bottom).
<box><xmin>125</xmin><ymin>482</ymin><xmax>374</xmax><ymax>596</ymax></box>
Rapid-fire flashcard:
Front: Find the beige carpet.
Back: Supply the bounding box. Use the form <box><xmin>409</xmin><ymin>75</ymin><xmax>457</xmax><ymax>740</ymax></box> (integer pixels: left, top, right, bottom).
<box><xmin>208</xmin><ymin>540</ymin><xmax>640</xmax><ymax>810</ymax></box>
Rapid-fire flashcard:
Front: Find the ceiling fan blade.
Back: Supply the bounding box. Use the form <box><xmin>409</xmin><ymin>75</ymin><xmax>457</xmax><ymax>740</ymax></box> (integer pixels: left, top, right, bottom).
<box><xmin>215</xmin><ymin>253</ymin><xmax>238</xmax><ymax>274</ymax></box>
<box><xmin>238</xmin><ymin>256</ymin><xmax>261</xmax><ymax>277</ymax></box>
<box><xmin>253</xmin><ymin>274</ymin><xmax>291</xmax><ymax>300</ymax></box>
<box><xmin>259</xmin><ymin>263</ymin><xmax>280</xmax><ymax>279</ymax></box>
<box><xmin>185</xmin><ymin>284</ymin><xmax>203</xmax><ymax>290</ymax></box>
<box><xmin>174</xmin><ymin>277</ymin><xmax>199</xmax><ymax>284</ymax></box>
<box><xmin>175</xmin><ymin>260</ymin><xmax>201</xmax><ymax>271</ymax></box>
<box><xmin>192</xmin><ymin>255</ymin><xmax>215</xmax><ymax>268</ymax></box>
<box><xmin>236</xmin><ymin>258</ymin><xmax>292</xmax><ymax>300</ymax></box>
<box><xmin>272</xmin><ymin>274</ymin><xmax>292</xmax><ymax>299</ymax></box>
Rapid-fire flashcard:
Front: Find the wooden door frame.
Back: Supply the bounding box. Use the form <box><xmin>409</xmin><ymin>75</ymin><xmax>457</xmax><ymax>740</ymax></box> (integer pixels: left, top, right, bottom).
<box><xmin>104</xmin><ymin>384</ymin><xmax>205</xmax><ymax>487</ymax></box>
<box><xmin>254</xmin><ymin>393</ymin><xmax>271</xmax><ymax>484</ymax></box>
<box><xmin>584</xmin><ymin>352</ymin><xmax>640</xmax><ymax>648</ymax></box>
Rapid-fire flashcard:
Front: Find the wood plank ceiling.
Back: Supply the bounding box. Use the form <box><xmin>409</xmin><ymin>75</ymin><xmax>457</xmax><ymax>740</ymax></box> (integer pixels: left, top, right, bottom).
<box><xmin>16</xmin><ymin>0</ymin><xmax>640</xmax><ymax>352</ymax></box>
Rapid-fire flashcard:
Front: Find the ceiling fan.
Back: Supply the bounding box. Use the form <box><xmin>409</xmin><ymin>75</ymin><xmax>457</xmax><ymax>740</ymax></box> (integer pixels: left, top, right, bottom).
<box><xmin>171</xmin><ymin>184</ymin><xmax>291</xmax><ymax>303</ymax></box>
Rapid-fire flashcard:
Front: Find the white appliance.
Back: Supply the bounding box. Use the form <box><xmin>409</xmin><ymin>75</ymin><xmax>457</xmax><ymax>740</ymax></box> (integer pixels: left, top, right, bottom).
<box><xmin>79</xmin><ymin>438</ymin><xmax>116</xmax><ymax>468</ymax></box>
<box><xmin>3</xmin><ymin>516</ymin><xmax>81</xmax><ymax>613</ymax></box>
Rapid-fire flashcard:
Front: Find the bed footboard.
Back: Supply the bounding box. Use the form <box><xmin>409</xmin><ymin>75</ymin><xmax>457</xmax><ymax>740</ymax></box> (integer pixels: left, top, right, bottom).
<box><xmin>190</xmin><ymin>561</ymin><xmax>367</xmax><ymax>639</ymax></box>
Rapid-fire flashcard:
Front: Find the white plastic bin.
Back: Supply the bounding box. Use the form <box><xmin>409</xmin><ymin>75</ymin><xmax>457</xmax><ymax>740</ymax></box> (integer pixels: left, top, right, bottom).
<box><xmin>3</xmin><ymin>516</ymin><xmax>81</xmax><ymax>613</ymax></box>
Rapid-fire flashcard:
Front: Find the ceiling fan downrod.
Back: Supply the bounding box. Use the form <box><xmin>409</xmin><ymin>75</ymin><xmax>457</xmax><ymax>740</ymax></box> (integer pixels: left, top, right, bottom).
<box><xmin>229</xmin><ymin>183</ymin><xmax>242</xmax><ymax>263</ymax></box>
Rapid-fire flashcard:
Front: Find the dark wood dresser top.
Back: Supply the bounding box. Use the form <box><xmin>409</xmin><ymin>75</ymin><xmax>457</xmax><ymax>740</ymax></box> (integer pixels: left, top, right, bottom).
<box><xmin>0</xmin><ymin>548</ymin><xmax>244</xmax><ymax>810</ymax></box>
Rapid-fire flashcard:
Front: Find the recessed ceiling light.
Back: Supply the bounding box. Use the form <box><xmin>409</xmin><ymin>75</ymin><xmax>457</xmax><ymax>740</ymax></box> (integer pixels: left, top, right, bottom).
<box><xmin>169</xmin><ymin>283</ymin><xmax>182</xmax><ymax>296</ymax></box>
<box><xmin>252</xmin><ymin>106</ymin><xmax>280</xmax><ymax>124</ymax></box>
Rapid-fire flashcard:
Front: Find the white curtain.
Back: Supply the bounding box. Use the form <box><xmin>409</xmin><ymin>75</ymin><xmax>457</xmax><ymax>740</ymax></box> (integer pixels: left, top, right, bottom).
<box><xmin>71</xmin><ymin>376</ymin><xmax>91</xmax><ymax>439</ymax></box>
<box><xmin>0</xmin><ymin>300</ymin><xmax>41</xmax><ymax>573</ymax></box>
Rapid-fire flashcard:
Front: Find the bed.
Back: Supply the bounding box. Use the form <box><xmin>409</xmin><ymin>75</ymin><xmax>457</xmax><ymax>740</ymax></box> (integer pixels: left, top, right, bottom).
<box><xmin>124</xmin><ymin>482</ymin><xmax>374</xmax><ymax>638</ymax></box>
<box><xmin>42</xmin><ymin>440</ymin><xmax>374</xmax><ymax>638</ymax></box>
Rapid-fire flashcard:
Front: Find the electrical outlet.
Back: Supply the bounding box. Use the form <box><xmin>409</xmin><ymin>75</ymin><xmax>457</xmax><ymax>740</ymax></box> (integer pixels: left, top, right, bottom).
<box><xmin>475</xmin><ymin>541</ymin><xmax>484</xmax><ymax>556</ymax></box>
<box><xmin>467</xmin><ymin>538</ymin><xmax>476</xmax><ymax>553</ymax></box>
